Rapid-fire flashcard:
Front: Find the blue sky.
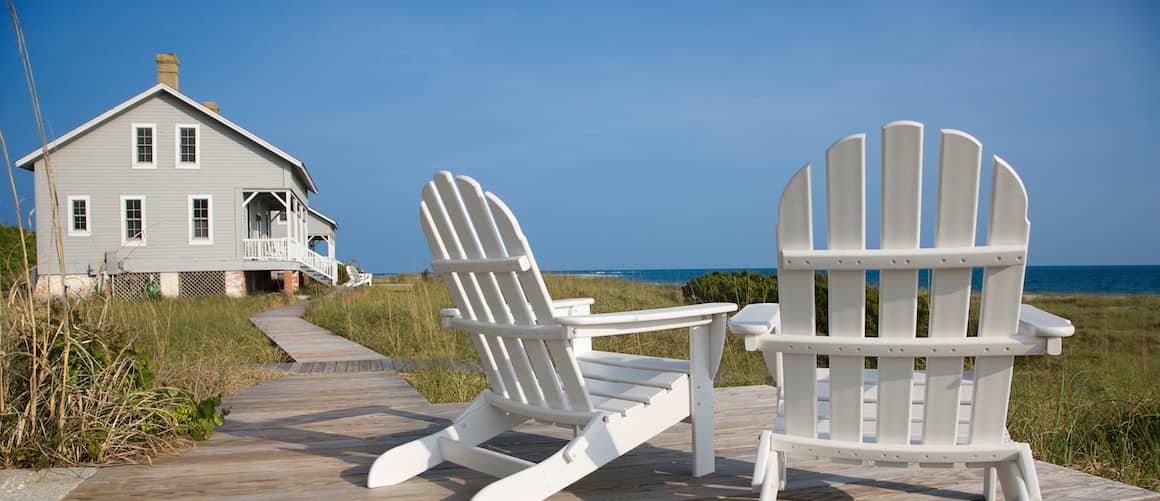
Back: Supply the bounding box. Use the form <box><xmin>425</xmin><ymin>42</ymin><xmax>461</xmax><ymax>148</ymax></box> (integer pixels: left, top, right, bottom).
<box><xmin>2</xmin><ymin>1</ymin><xmax>1157</xmax><ymax>273</ymax></box>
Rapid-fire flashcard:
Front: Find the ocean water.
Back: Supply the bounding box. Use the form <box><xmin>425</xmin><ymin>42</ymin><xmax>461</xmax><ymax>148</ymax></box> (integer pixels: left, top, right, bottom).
<box><xmin>551</xmin><ymin>265</ymin><xmax>1160</xmax><ymax>294</ymax></box>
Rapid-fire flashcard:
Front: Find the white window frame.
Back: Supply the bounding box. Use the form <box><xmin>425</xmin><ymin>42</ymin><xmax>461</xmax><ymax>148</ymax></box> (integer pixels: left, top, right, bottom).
<box><xmin>188</xmin><ymin>194</ymin><xmax>213</xmax><ymax>245</ymax></box>
<box><xmin>131</xmin><ymin>123</ymin><xmax>157</xmax><ymax>168</ymax></box>
<box><xmin>175</xmin><ymin>124</ymin><xmax>200</xmax><ymax>169</ymax></box>
<box><xmin>120</xmin><ymin>195</ymin><xmax>146</xmax><ymax>246</ymax></box>
<box><xmin>67</xmin><ymin>195</ymin><xmax>91</xmax><ymax>237</ymax></box>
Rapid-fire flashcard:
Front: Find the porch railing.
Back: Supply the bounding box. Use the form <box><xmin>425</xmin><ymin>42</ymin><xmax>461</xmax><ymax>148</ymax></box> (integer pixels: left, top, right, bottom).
<box><xmin>242</xmin><ymin>237</ymin><xmax>337</xmax><ymax>284</ymax></box>
<box><xmin>243</xmin><ymin>238</ymin><xmax>290</xmax><ymax>260</ymax></box>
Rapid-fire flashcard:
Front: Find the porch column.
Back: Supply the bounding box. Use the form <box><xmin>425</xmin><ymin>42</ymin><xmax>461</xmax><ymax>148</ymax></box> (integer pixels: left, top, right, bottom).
<box><xmin>328</xmin><ymin>235</ymin><xmax>335</xmax><ymax>259</ymax></box>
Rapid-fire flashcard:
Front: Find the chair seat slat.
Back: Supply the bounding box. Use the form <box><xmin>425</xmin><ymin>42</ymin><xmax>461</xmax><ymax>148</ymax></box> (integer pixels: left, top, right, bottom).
<box><xmin>576</xmin><ymin>360</ymin><xmax>683</xmax><ymax>389</ymax></box>
<box><xmin>577</xmin><ymin>350</ymin><xmax>691</xmax><ymax>374</ymax></box>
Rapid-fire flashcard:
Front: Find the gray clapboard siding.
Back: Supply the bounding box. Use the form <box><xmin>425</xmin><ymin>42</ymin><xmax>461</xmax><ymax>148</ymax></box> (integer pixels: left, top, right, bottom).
<box><xmin>34</xmin><ymin>92</ymin><xmax>312</xmax><ymax>274</ymax></box>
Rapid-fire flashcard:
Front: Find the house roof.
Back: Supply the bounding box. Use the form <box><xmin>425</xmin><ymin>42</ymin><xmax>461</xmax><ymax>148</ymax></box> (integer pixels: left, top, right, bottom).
<box><xmin>307</xmin><ymin>205</ymin><xmax>339</xmax><ymax>230</ymax></box>
<box><xmin>15</xmin><ymin>83</ymin><xmax>319</xmax><ymax>193</ymax></box>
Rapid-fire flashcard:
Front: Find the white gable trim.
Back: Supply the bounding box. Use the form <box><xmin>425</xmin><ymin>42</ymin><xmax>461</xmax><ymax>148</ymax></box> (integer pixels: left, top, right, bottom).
<box><xmin>16</xmin><ymin>84</ymin><xmax>319</xmax><ymax>193</ymax></box>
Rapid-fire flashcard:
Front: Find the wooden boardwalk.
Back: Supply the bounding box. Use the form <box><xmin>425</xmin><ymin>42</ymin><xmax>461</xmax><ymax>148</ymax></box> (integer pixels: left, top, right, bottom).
<box><xmin>66</xmin><ymin>368</ymin><xmax>1157</xmax><ymax>500</ymax></box>
<box><xmin>249</xmin><ymin>303</ymin><xmax>385</xmax><ymax>363</ymax></box>
<box><xmin>64</xmin><ymin>302</ymin><xmax>1159</xmax><ymax>500</ymax></box>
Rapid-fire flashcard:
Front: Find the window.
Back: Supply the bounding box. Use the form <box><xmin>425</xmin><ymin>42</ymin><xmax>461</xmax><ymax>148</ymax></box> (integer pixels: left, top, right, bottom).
<box><xmin>188</xmin><ymin>195</ymin><xmax>213</xmax><ymax>244</ymax></box>
<box><xmin>121</xmin><ymin>196</ymin><xmax>146</xmax><ymax>246</ymax></box>
<box><xmin>67</xmin><ymin>195</ymin><xmax>90</xmax><ymax>236</ymax></box>
<box><xmin>175</xmin><ymin>124</ymin><xmax>199</xmax><ymax>168</ymax></box>
<box><xmin>131</xmin><ymin>124</ymin><xmax>157</xmax><ymax>168</ymax></box>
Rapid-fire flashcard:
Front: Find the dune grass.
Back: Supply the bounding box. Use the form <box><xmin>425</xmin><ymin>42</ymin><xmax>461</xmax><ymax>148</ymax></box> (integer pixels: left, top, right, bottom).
<box><xmin>1</xmin><ymin>291</ymin><xmax>296</xmax><ymax>467</ymax></box>
<box><xmin>74</xmin><ymin>294</ymin><xmax>293</xmax><ymax>401</ymax></box>
<box><xmin>307</xmin><ymin>274</ymin><xmax>1159</xmax><ymax>489</ymax></box>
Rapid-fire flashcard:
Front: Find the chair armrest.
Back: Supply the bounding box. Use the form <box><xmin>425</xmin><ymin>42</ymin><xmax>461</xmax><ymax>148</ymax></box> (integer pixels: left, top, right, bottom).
<box><xmin>729</xmin><ymin>303</ymin><xmax>780</xmax><ymax>336</ymax></box>
<box><xmin>729</xmin><ymin>303</ymin><xmax>780</xmax><ymax>351</ymax></box>
<box><xmin>557</xmin><ymin>302</ymin><xmax>736</xmax><ymax>337</ymax></box>
<box><xmin>553</xmin><ymin>298</ymin><xmax>595</xmax><ymax>317</ymax></box>
<box><xmin>553</xmin><ymin>298</ymin><xmax>595</xmax><ymax>309</ymax></box>
<box><xmin>1018</xmin><ymin>304</ymin><xmax>1074</xmax><ymax>356</ymax></box>
<box><xmin>557</xmin><ymin>303</ymin><xmax>736</xmax><ymax>326</ymax></box>
<box><xmin>1018</xmin><ymin>304</ymin><xmax>1074</xmax><ymax>338</ymax></box>
<box><xmin>440</xmin><ymin>308</ymin><xmax>461</xmax><ymax>327</ymax></box>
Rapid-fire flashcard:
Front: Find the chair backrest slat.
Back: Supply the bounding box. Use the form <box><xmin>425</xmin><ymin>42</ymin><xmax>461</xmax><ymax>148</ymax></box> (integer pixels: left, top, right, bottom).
<box><xmin>428</xmin><ymin>176</ymin><xmax>525</xmax><ymax>402</ymax></box>
<box><xmin>876</xmin><ymin>121</ymin><xmax>924</xmax><ymax>445</ymax></box>
<box><xmin>483</xmin><ymin>189</ymin><xmax>593</xmax><ymax>413</ymax></box>
<box><xmin>969</xmin><ymin>158</ymin><xmax>1030</xmax><ymax>443</ymax></box>
<box><xmin>777</xmin><ymin>165</ymin><xmax>818</xmax><ymax>439</ymax></box>
<box><xmin>921</xmin><ymin>130</ymin><xmax>983</xmax><ymax>445</ymax></box>
<box><xmin>455</xmin><ymin>176</ymin><xmax>546</xmax><ymax>407</ymax></box>
<box><xmin>419</xmin><ymin>193</ymin><xmax>507</xmax><ymax>397</ymax></box>
<box><xmin>824</xmin><ymin>133</ymin><xmax>867</xmax><ymax>443</ymax></box>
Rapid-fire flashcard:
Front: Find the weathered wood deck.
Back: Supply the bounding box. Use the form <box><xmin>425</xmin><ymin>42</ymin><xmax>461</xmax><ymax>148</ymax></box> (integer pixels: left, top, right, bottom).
<box><xmin>66</xmin><ymin>367</ymin><xmax>1158</xmax><ymax>500</ymax></box>
<box><xmin>64</xmin><ymin>301</ymin><xmax>1159</xmax><ymax>500</ymax></box>
<box><xmin>249</xmin><ymin>303</ymin><xmax>385</xmax><ymax>363</ymax></box>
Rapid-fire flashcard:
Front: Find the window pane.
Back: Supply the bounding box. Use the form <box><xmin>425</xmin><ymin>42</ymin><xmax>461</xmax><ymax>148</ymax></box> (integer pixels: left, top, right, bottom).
<box><xmin>192</xmin><ymin>198</ymin><xmax>210</xmax><ymax>239</ymax></box>
<box><xmin>72</xmin><ymin>199</ymin><xmax>87</xmax><ymax>231</ymax></box>
<box><xmin>125</xmin><ymin>199</ymin><xmax>143</xmax><ymax>241</ymax></box>
<box><xmin>180</xmin><ymin>127</ymin><xmax>197</xmax><ymax>163</ymax></box>
<box><xmin>136</xmin><ymin>128</ymin><xmax>153</xmax><ymax>163</ymax></box>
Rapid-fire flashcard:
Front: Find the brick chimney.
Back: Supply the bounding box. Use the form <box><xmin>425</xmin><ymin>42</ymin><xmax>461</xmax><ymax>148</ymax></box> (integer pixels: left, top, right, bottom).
<box><xmin>156</xmin><ymin>53</ymin><xmax>179</xmax><ymax>90</ymax></box>
<box><xmin>201</xmin><ymin>101</ymin><xmax>220</xmax><ymax>113</ymax></box>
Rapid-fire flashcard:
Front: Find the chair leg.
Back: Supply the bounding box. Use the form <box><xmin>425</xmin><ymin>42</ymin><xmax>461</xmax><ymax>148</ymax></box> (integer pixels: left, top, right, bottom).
<box><xmin>996</xmin><ymin>460</ymin><xmax>1031</xmax><ymax>501</ymax></box>
<box><xmin>474</xmin><ymin>377</ymin><xmax>692</xmax><ymax>500</ymax></box>
<box><xmin>1017</xmin><ymin>443</ymin><xmax>1042</xmax><ymax>500</ymax></box>
<box><xmin>367</xmin><ymin>395</ymin><xmax>526</xmax><ymax>488</ymax></box>
<box><xmin>777</xmin><ymin>451</ymin><xmax>787</xmax><ymax>490</ymax></box>
<box><xmin>752</xmin><ymin>431</ymin><xmax>773</xmax><ymax>491</ymax></box>
<box><xmin>983</xmin><ymin>466</ymin><xmax>998</xmax><ymax>501</ymax></box>
<box><xmin>471</xmin><ymin>419</ymin><xmax>615</xmax><ymax>501</ymax></box>
<box><xmin>757</xmin><ymin>451</ymin><xmax>781</xmax><ymax>501</ymax></box>
<box><xmin>689</xmin><ymin>324</ymin><xmax>716</xmax><ymax>477</ymax></box>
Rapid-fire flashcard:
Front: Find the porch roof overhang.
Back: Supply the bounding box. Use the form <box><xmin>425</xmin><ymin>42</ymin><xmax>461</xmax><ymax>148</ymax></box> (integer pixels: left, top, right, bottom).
<box><xmin>307</xmin><ymin>206</ymin><xmax>339</xmax><ymax>230</ymax></box>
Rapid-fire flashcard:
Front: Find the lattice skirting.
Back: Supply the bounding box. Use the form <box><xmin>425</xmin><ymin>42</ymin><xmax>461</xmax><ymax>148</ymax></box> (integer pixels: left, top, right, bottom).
<box><xmin>111</xmin><ymin>271</ymin><xmax>228</xmax><ymax>299</ymax></box>
<box><xmin>111</xmin><ymin>272</ymin><xmax>161</xmax><ymax>300</ymax></box>
<box><xmin>179</xmin><ymin>271</ymin><xmax>226</xmax><ymax>297</ymax></box>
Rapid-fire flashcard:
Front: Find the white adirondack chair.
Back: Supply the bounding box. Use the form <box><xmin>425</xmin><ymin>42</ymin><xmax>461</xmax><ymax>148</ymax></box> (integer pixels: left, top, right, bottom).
<box><xmin>729</xmin><ymin>121</ymin><xmax>1075</xmax><ymax>501</ymax></box>
<box><xmin>366</xmin><ymin>172</ymin><xmax>737</xmax><ymax>499</ymax></box>
<box><xmin>345</xmin><ymin>264</ymin><xmax>373</xmax><ymax>287</ymax></box>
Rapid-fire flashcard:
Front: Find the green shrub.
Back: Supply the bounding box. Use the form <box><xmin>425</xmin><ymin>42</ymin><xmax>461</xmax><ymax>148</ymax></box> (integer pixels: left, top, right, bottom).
<box><xmin>682</xmin><ymin>270</ymin><xmax>930</xmax><ymax>336</ymax></box>
<box><xmin>0</xmin><ymin>223</ymin><xmax>36</xmax><ymax>291</ymax></box>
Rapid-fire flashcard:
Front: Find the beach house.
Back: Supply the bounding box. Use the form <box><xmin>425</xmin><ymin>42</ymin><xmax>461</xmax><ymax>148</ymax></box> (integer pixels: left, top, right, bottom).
<box><xmin>16</xmin><ymin>54</ymin><xmax>340</xmax><ymax>298</ymax></box>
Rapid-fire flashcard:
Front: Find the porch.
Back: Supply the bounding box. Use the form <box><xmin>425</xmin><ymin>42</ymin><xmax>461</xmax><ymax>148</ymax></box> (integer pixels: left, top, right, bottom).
<box><xmin>240</xmin><ymin>190</ymin><xmax>339</xmax><ymax>285</ymax></box>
